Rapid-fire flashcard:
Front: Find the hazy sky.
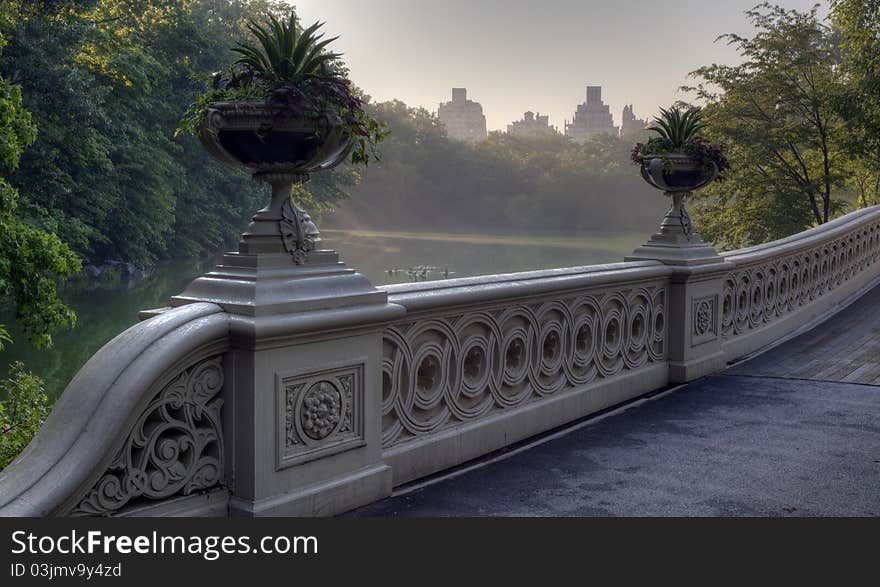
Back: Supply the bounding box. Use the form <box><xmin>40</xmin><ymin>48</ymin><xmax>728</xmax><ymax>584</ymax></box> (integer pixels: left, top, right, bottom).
<box><xmin>290</xmin><ymin>0</ymin><xmax>826</xmax><ymax>131</ymax></box>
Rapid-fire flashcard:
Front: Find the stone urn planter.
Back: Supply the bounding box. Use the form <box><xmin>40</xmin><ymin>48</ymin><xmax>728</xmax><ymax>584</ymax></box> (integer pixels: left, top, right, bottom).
<box><xmin>175</xmin><ymin>13</ymin><xmax>386</xmax><ymax>263</ymax></box>
<box><xmin>639</xmin><ymin>153</ymin><xmax>719</xmax><ymax>240</ymax></box>
<box><xmin>172</xmin><ymin>12</ymin><xmax>388</xmax><ymax>318</ymax></box>
<box><xmin>639</xmin><ymin>153</ymin><xmax>719</xmax><ymax>193</ymax></box>
<box><xmin>199</xmin><ymin>101</ymin><xmax>352</xmax><ymax>173</ymax></box>
<box><xmin>200</xmin><ymin>100</ymin><xmax>353</xmax><ymax>261</ymax></box>
<box><xmin>627</xmin><ymin>106</ymin><xmax>728</xmax><ymax>265</ymax></box>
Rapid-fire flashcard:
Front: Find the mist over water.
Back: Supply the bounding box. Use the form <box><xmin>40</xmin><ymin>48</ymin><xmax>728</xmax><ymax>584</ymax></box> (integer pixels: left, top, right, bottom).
<box><xmin>0</xmin><ymin>229</ymin><xmax>645</xmax><ymax>400</ymax></box>
<box><xmin>322</xmin><ymin>229</ymin><xmax>646</xmax><ymax>285</ymax></box>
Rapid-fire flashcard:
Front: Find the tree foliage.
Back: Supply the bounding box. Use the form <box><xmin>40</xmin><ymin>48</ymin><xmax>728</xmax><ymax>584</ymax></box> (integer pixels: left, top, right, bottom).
<box><xmin>685</xmin><ymin>3</ymin><xmax>850</xmax><ymax>248</ymax></box>
<box><xmin>0</xmin><ymin>20</ymin><xmax>80</xmax><ymax>350</ymax></box>
<box><xmin>0</xmin><ymin>11</ymin><xmax>81</xmax><ymax>471</ymax></box>
<box><xmin>0</xmin><ymin>361</ymin><xmax>49</xmax><ymax>470</ymax></box>
<box><xmin>832</xmin><ymin>0</ymin><xmax>880</xmax><ymax>162</ymax></box>
<box><xmin>830</xmin><ymin>0</ymin><xmax>880</xmax><ymax>210</ymax></box>
<box><xmin>847</xmin><ymin>157</ymin><xmax>880</xmax><ymax>208</ymax></box>
<box><xmin>0</xmin><ymin>0</ymin><xmax>352</xmax><ymax>268</ymax></box>
<box><xmin>328</xmin><ymin>100</ymin><xmax>664</xmax><ymax>235</ymax></box>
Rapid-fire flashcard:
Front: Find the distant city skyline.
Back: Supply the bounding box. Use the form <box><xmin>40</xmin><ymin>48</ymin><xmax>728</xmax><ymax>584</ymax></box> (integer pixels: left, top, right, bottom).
<box><xmin>289</xmin><ymin>0</ymin><xmax>826</xmax><ymax>131</ymax></box>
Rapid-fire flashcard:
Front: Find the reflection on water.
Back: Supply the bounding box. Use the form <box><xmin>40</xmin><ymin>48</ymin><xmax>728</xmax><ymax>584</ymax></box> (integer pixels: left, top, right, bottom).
<box><xmin>321</xmin><ymin>229</ymin><xmax>645</xmax><ymax>286</ymax></box>
<box><xmin>0</xmin><ymin>229</ymin><xmax>645</xmax><ymax>400</ymax></box>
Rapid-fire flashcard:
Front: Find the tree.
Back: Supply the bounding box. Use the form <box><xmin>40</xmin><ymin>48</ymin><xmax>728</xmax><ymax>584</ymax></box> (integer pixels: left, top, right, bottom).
<box><xmin>0</xmin><ymin>19</ymin><xmax>79</xmax><ymax>471</ymax></box>
<box><xmin>832</xmin><ymin>0</ymin><xmax>880</xmax><ymax>163</ymax></box>
<box><xmin>325</xmin><ymin>99</ymin><xmax>664</xmax><ymax>235</ymax></box>
<box><xmin>685</xmin><ymin>3</ymin><xmax>849</xmax><ymax>248</ymax></box>
<box><xmin>0</xmin><ymin>0</ymin><xmax>354</xmax><ymax>268</ymax></box>
<box><xmin>831</xmin><ymin>0</ymin><xmax>880</xmax><ymax>211</ymax></box>
<box><xmin>847</xmin><ymin>157</ymin><xmax>880</xmax><ymax>208</ymax></box>
<box><xmin>0</xmin><ymin>362</ymin><xmax>49</xmax><ymax>470</ymax></box>
<box><xmin>0</xmin><ymin>24</ymin><xmax>80</xmax><ymax>349</ymax></box>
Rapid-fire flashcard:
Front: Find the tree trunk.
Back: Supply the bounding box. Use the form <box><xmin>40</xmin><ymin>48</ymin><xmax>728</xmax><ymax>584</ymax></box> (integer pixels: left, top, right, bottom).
<box><xmin>807</xmin><ymin>190</ymin><xmax>823</xmax><ymax>225</ymax></box>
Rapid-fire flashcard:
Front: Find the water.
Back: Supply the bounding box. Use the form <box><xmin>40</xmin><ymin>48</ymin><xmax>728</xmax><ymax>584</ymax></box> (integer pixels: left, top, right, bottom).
<box><xmin>0</xmin><ymin>229</ymin><xmax>646</xmax><ymax>400</ymax></box>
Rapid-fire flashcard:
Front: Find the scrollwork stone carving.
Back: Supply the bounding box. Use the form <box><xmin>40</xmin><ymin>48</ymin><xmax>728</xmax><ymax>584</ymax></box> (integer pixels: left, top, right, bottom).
<box><xmin>381</xmin><ymin>285</ymin><xmax>667</xmax><ymax>447</ymax></box>
<box><xmin>71</xmin><ymin>356</ymin><xmax>225</xmax><ymax>516</ymax></box>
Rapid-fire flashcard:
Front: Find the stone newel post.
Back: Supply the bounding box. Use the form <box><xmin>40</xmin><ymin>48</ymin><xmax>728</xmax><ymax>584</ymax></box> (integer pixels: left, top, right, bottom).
<box><xmin>626</xmin><ymin>155</ymin><xmax>734</xmax><ymax>382</ymax></box>
<box><xmin>168</xmin><ymin>103</ymin><xmax>401</xmax><ymax>516</ymax></box>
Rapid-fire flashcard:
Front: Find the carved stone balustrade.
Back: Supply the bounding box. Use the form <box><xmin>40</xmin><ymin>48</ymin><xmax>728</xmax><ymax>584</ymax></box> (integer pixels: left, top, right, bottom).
<box><xmin>0</xmin><ymin>206</ymin><xmax>878</xmax><ymax>517</ymax></box>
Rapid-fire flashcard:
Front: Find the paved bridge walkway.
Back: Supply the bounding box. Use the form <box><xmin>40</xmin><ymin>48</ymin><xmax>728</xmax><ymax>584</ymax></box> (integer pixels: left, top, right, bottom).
<box><xmin>352</xmin><ymin>283</ymin><xmax>880</xmax><ymax>517</ymax></box>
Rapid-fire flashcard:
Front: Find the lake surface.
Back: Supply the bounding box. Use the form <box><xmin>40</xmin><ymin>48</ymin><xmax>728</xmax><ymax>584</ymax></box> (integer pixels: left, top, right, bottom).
<box><xmin>0</xmin><ymin>229</ymin><xmax>646</xmax><ymax>400</ymax></box>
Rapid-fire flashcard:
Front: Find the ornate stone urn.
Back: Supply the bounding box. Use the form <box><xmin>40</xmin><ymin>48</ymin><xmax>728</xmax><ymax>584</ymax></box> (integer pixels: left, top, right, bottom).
<box><xmin>172</xmin><ymin>100</ymin><xmax>385</xmax><ymax>316</ymax></box>
<box><xmin>199</xmin><ymin>100</ymin><xmax>352</xmax><ymax>261</ymax></box>
<box><xmin>640</xmin><ymin>153</ymin><xmax>717</xmax><ymax>190</ymax></box>
<box><xmin>627</xmin><ymin>153</ymin><xmax>722</xmax><ymax>266</ymax></box>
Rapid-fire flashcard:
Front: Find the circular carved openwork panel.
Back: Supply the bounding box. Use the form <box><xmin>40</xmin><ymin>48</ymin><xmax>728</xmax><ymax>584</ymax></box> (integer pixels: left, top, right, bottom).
<box><xmin>415</xmin><ymin>352</ymin><xmax>443</xmax><ymax>397</ymax></box>
<box><xmin>629</xmin><ymin>310</ymin><xmax>647</xmax><ymax>349</ymax></box>
<box><xmin>574</xmin><ymin>322</ymin><xmax>594</xmax><ymax>362</ymax></box>
<box><xmin>460</xmin><ymin>336</ymin><xmax>491</xmax><ymax>394</ymax></box>
<box><xmin>540</xmin><ymin>327</ymin><xmax>564</xmax><ymax>372</ymax></box>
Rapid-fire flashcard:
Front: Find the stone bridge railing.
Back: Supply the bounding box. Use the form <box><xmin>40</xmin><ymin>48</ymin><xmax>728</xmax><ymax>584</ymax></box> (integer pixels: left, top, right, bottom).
<box><xmin>380</xmin><ymin>262</ymin><xmax>670</xmax><ymax>486</ymax></box>
<box><xmin>1</xmin><ymin>205</ymin><xmax>878</xmax><ymax>517</ymax></box>
<box><xmin>719</xmin><ymin>207</ymin><xmax>880</xmax><ymax>358</ymax></box>
<box><xmin>0</xmin><ymin>303</ymin><xmax>230</xmax><ymax>516</ymax></box>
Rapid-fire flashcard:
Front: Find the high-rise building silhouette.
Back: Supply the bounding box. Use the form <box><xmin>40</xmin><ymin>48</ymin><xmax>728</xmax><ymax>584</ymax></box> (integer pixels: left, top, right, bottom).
<box><xmin>620</xmin><ymin>104</ymin><xmax>647</xmax><ymax>137</ymax></box>
<box><xmin>507</xmin><ymin>111</ymin><xmax>556</xmax><ymax>136</ymax></box>
<box><xmin>438</xmin><ymin>88</ymin><xmax>487</xmax><ymax>142</ymax></box>
<box><xmin>565</xmin><ymin>86</ymin><xmax>617</xmax><ymax>143</ymax></box>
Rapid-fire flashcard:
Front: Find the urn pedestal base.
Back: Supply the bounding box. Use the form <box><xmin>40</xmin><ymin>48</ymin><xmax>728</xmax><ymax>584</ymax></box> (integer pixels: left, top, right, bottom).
<box><xmin>626</xmin><ymin>190</ymin><xmax>724</xmax><ymax>266</ymax></box>
<box><xmin>627</xmin><ymin>237</ymin><xmax>723</xmax><ymax>266</ymax></box>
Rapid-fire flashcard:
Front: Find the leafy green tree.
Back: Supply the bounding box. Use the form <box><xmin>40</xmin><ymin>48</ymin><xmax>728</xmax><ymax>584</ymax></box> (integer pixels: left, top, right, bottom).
<box><xmin>326</xmin><ymin>99</ymin><xmax>664</xmax><ymax>236</ymax></box>
<box><xmin>0</xmin><ymin>20</ymin><xmax>79</xmax><ymax>470</ymax></box>
<box><xmin>0</xmin><ymin>25</ymin><xmax>80</xmax><ymax>349</ymax></box>
<box><xmin>0</xmin><ymin>1</ymin><xmax>114</xmax><ymax>258</ymax></box>
<box><xmin>685</xmin><ymin>3</ymin><xmax>849</xmax><ymax>248</ymax></box>
<box><xmin>0</xmin><ymin>0</ymin><xmax>352</xmax><ymax>268</ymax></box>
<box><xmin>0</xmin><ymin>362</ymin><xmax>49</xmax><ymax>470</ymax></box>
<box><xmin>831</xmin><ymin>0</ymin><xmax>880</xmax><ymax>212</ymax></box>
<box><xmin>832</xmin><ymin>0</ymin><xmax>880</xmax><ymax>163</ymax></box>
<box><xmin>847</xmin><ymin>156</ymin><xmax>880</xmax><ymax>208</ymax></box>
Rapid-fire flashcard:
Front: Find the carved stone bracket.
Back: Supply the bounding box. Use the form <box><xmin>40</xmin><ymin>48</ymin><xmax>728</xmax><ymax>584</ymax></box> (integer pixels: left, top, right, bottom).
<box><xmin>70</xmin><ymin>356</ymin><xmax>225</xmax><ymax>516</ymax></box>
<box><xmin>281</xmin><ymin>197</ymin><xmax>321</xmax><ymax>265</ymax></box>
<box><xmin>245</xmin><ymin>171</ymin><xmax>322</xmax><ymax>263</ymax></box>
<box><xmin>673</xmin><ymin>192</ymin><xmax>694</xmax><ymax>241</ymax></box>
<box><xmin>656</xmin><ymin>190</ymin><xmax>694</xmax><ymax>241</ymax></box>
